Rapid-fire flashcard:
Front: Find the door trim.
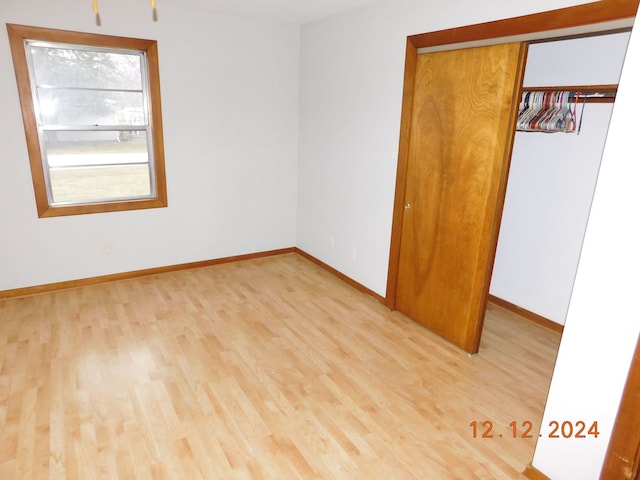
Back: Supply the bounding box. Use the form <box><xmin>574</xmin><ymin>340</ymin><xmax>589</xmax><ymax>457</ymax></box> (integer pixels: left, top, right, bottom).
<box><xmin>600</xmin><ymin>333</ymin><xmax>640</xmax><ymax>479</ymax></box>
<box><xmin>385</xmin><ymin>0</ymin><xmax>639</xmax><ymax>309</ymax></box>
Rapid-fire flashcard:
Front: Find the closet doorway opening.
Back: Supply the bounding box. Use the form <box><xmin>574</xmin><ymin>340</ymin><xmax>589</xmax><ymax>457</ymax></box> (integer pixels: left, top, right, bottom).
<box><xmin>489</xmin><ymin>31</ymin><xmax>631</xmax><ymax>339</ymax></box>
<box><xmin>385</xmin><ymin>0</ymin><xmax>637</xmax><ymax>355</ymax></box>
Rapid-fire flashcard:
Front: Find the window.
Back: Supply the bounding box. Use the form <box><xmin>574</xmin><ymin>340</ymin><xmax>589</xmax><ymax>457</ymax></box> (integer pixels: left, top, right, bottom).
<box><xmin>7</xmin><ymin>24</ymin><xmax>167</xmax><ymax>217</ymax></box>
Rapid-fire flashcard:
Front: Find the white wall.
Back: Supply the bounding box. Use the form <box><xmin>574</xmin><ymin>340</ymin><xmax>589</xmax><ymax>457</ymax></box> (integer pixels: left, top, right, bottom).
<box><xmin>0</xmin><ymin>0</ymin><xmax>299</xmax><ymax>291</ymax></box>
<box><xmin>532</xmin><ymin>23</ymin><xmax>640</xmax><ymax>480</ymax></box>
<box><xmin>490</xmin><ymin>33</ymin><xmax>631</xmax><ymax>325</ymax></box>
<box><xmin>297</xmin><ymin>0</ymin><xmax>590</xmax><ymax>296</ymax></box>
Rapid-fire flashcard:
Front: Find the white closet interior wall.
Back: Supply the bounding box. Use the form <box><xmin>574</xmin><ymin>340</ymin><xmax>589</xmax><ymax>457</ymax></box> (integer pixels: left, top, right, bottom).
<box><xmin>489</xmin><ymin>31</ymin><xmax>631</xmax><ymax>325</ymax></box>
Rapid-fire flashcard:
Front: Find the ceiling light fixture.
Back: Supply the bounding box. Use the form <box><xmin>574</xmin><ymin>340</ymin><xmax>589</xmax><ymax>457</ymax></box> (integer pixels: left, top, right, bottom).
<box><xmin>93</xmin><ymin>0</ymin><xmax>101</xmax><ymax>26</ymax></box>
<box><xmin>92</xmin><ymin>0</ymin><xmax>158</xmax><ymax>26</ymax></box>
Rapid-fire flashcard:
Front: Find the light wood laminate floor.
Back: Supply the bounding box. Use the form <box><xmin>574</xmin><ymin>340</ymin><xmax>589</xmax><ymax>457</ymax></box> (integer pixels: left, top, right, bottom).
<box><xmin>0</xmin><ymin>253</ymin><xmax>561</xmax><ymax>479</ymax></box>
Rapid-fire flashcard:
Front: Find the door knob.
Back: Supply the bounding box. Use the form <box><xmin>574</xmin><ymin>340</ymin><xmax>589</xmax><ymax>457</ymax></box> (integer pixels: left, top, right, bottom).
<box><xmin>405</xmin><ymin>203</ymin><xmax>412</xmax><ymax>211</ymax></box>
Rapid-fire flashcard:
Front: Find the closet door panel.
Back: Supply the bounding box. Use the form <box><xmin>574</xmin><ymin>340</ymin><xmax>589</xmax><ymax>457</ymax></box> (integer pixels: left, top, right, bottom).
<box><xmin>396</xmin><ymin>42</ymin><xmax>526</xmax><ymax>354</ymax></box>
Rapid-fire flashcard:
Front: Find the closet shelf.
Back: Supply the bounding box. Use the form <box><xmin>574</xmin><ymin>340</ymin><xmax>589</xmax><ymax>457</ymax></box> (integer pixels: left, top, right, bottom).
<box><xmin>521</xmin><ymin>84</ymin><xmax>617</xmax><ymax>103</ymax></box>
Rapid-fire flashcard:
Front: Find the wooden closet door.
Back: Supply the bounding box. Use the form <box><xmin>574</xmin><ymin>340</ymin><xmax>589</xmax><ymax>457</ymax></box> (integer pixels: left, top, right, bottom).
<box><xmin>396</xmin><ymin>43</ymin><xmax>526</xmax><ymax>354</ymax></box>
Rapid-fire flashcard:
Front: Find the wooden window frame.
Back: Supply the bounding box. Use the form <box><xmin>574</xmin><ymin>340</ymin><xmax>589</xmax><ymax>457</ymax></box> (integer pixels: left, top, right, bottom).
<box><xmin>6</xmin><ymin>23</ymin><xmax>167</xmax><ymax>217</ymax></box>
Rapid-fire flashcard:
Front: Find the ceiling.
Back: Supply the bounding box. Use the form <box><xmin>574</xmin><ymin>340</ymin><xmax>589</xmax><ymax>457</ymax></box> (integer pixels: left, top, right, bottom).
<box><xmin>178</xmin><ymin>0</ymin><xmax>384</xmax><ymax>24</ymax></box>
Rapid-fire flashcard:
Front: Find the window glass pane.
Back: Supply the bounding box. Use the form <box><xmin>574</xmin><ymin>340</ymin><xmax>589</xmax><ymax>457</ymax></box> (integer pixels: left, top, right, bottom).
<box><xmin>30</xmin><ymin>45</ymin><xmax>142</xmax><ymax>90</ymax></box>
<box><xmin>44</xmin><ymin>131</ymin><xmax>151</xmax><ymax>204</ymax></box>
<box><xmin>49</xmin><ymin>164</ymin><xmax>151</xmax><ymax>204</ymax></box>
<box><xmin>37</xmin><ymin>89</ymin><xmax>145</xmax><ymax>126</ymax></box>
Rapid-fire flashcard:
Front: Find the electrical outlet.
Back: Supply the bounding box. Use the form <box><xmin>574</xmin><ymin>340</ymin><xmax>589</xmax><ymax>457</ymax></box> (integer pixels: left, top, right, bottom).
<box><xmin>101</xmin><ymin>242</ymin><xmax>112</xmax><ymax>255</ymax></box>
<box><xmin>329</xmin><ymin>235</ymin><xmax>335</xmax><ymax>250</ymax></box>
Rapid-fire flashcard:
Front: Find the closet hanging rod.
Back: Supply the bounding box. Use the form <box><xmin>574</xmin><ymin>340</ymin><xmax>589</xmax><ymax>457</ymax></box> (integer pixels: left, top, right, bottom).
<box><xmin>521</xmin><ymin>84</ymin><xmax>617</xmax><ymax>103</ymax></box>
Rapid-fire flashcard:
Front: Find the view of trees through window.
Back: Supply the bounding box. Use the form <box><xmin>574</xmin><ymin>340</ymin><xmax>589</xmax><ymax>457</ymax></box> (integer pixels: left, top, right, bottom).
<box><xmin>29</xmin><ymin>43</ymin><xmax>153</xmax><ymax>204</ymax></box>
